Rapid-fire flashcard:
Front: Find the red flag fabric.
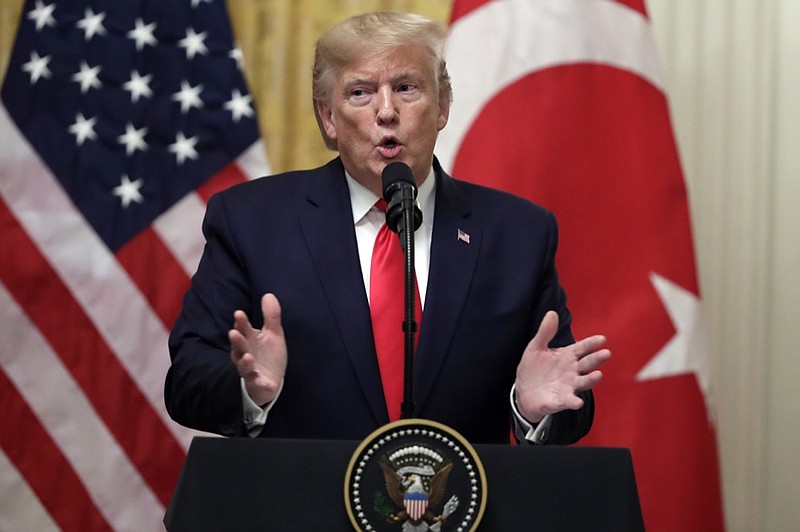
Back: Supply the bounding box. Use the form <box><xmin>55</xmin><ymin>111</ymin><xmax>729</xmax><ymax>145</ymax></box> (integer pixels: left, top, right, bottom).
<box><xmin>441</xmin><ymin>1</ymin><xmax>725</xmax><ymax>530</ymax></box>
<box><xmin>0</xmin><ymin>0</ymin><xmax>268</xmax><ymax>529</ymax></box>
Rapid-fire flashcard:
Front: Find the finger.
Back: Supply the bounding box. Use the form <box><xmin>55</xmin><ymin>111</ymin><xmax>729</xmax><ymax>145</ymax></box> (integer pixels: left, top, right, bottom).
<box><xmin>570</xmin><ymin>334</ymin><xmax>608</xmax><ymax>360</ymax></box>
<box><xmin>575</xmin><ymin>370</ymin><xmax>604</xmax><ymax>393</ymax></box>
<box><xmin>232</xmin><ymin>309</ymin><xmax>254</xmax><ymax>338</ymax></box>
<box><xmin>530</xmin><ymin>310</ymin><xmax>559</xmax><ymax>351</ymax></box>
<box><xmin>231</xmin><ymin>350</ymin><xmax>257</xmax><ymax>379</ymax></box>
<box><xmin>561</xmin><ymin>394</ymin><xmax>585</xmax><ymax>412</ymax></box>
<box><xmin>228</xmin><ymin>329</ymin><xmax>249</xmax><ymax>361</ymax></box>
<box><xmin>576</xmin><ymin>348</ymin><xmax>612</xmax><ymax>373</ymax></box>
<box><xmin>260</xmin><ymin>293</ymin><xmax>283</xmax><ymax>333</ymax></box>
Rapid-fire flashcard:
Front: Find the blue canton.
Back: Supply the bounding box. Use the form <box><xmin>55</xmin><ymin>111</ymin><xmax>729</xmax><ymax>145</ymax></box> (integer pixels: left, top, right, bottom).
<box><xmin>1</xmin><ymin>0</ymin><xmax>260</xmax><ymax>250</ymax></box>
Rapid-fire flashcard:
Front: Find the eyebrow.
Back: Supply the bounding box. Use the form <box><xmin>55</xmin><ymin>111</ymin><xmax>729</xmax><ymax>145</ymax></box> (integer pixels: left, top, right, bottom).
<box><xmin>342</xmin><ymin>70</ymin><xmax>425</xmax><ymax>90</ymax></box>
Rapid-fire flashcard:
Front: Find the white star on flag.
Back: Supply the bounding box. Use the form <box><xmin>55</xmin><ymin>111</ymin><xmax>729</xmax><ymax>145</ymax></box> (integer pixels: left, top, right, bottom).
<box><xmin>76</xmin><ymin>8</ymin><xmax>107</xmax><ymax>42</ymax></box>
<box><xmin>118</xmin><ymin>123</ymin><xmax>149</xmax><ymax>156</ymax></box>
<box><xmin>168</xmin><ymin>131</ymin><xmax>199</xmax><ymax>165</ymax></box>
<box><xmin>27</xmin><ymin>0</ymin><xmax>56</xmax><ymax>31</ymax></box>
<box><xmin>127</xmin><ymin>18</ymin><xmax>158</xmax><ymax>51</ymax></box>
<box><xmin>178</xmin><ymin>27</ymin><xmax>209</xmax><ymax>60</ymax></box>
<box><xmin>112</xmin><ymin>174</ymin><xmax>145</xmax><ymax>208</ymax></box>
<box><xmin>224</xmin><ymin>89</ymin><xmax>254</xmax><ymax>122</ymax></box>
<box><xmin>68</xmin><ymin>112</ymin><xmax>97</xmax><ymax>145</ymax></box>
<box><xmin>636</xmin><ymin>272</ymin><xmax>715</xmax><ymax>421</ymax></box>
<box><xmin>22</xmin><ymin>51</ymin><xmax>51</xmax><ymax>84</ymax></box>
<box><xmin>172</xmin><ymin>81</ymin><xmax>204</xmax><ymax>114</ymax></box>
<box><xmin>71</xmin><ymin>61</ymin><xmax>102</xmax><ymax>94</ymax></box>
<box><xmin>229</xmin><ymin>47</ymin><xmax>244</xmax><ymax>70</ymax></box>
<box><xmin>123</xmin><ymin>70</ymin><xmax>153</xmax><ymax>103</ymax></box>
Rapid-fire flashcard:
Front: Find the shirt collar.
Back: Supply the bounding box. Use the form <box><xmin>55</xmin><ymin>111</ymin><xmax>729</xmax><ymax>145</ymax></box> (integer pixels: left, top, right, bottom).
<box><xmin>346</xmin><ymin>165</ymin><xmax>436</xmax><ymax>226</ymax></box>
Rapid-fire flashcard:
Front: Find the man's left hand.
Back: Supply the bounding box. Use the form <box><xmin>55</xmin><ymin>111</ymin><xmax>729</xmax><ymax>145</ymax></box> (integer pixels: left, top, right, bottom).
<box><xmin>514</xmin><ymin>311</ymin><xmax>611</xmax><ymax>424</ymax></box>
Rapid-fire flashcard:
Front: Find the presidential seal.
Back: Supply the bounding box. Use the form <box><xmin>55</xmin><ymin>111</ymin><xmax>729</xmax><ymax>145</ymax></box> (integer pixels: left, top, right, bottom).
<box><xmin>344</xmin><ymin>419</ymin><xmax>487</xmax><ymax>531</ymax></box>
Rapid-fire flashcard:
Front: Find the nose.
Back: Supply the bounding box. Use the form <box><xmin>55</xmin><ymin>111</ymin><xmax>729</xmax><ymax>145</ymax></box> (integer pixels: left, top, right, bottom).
<box><xmin>375</xmin><ymin>86</ymin><xmax>398</xmax><ymax>124</ymax></box>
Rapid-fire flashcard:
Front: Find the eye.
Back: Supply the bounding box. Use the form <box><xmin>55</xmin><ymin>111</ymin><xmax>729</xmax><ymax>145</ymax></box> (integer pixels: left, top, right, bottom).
<box><xmin>347</xmin><ymin>87</ymin><xmax>372</xmax><ymax>105</ymax></box>
<box><xmin>397</xmin><ymin>83</ymin><xmax>416</xmax><ymax>93</ymax></box>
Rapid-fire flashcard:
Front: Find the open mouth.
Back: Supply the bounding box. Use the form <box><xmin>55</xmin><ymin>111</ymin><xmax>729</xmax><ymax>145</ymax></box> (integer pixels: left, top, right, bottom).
<box><xmin>377</xmin><ymin>137</ymin><xmax>402</xmax><ymax>157</ymax></box>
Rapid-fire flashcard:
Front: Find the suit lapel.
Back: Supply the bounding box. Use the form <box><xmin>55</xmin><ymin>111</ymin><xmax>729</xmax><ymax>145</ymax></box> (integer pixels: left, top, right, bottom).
<box><xmin>297</xmin><ymin>159</ymin><xmax>387</xmax><ymax>424</ymax></box>
<box><xmin>415</xmin><ymin>165</ymin><xmax>481</xmax><ymax>412</ymax></box>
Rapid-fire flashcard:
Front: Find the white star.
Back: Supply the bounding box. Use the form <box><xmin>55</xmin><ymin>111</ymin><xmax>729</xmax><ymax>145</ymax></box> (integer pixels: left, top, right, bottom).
<box><xmin>27</xmin><ymin>0</ymin><xmax>56</xmax><ymax>31</ymax></box>
<box><xmin>636</xmin><ymin>272</ymin><xmax>715</xmax><ymax>422</ymax></box>
<box><xmin>21</xmin><ymin>51</ymin><xmax>52</xmax><ymax>84</ymax></box>
<box><xmin>178</xmin><ymin>27</ymin><xmax>208</xmax><ymax>60</ymax></box>
<box><xmin>71</xmin><ymin>61</ymin><xmax>102</xmax><ymax>93</ymax></box>
<box><xmin>112</xmin><ymin>174</ymin><xmax>144</xmax><ymax>208</ymax></box>
<box><xmin>168</xmin><ymin>131</ymin><xmax>199</xmax><ymax>165</ymax></box>
<box><xmin>122</xmin><ymin>70</ymin><xmax>153</xmax><ymax>103</ymax></box>
<box><xmin>229</xmin><ymin>47</ymin><xmax>244</xmax><ymax>70</ymax></box>
<box><xmin>68</xmin><ymin>112</ymin><xmax>97</xmax><ymax>145</ymax></box>
<box><xmin>76</xmin><ymin>8</ymin><xmax>107</xmax><ymax>42</ymax></box>
<box><xmin>223</xmin><ymin>88</ymin><xmax>254</xmax><ymax>122</ymax></box>
<box><xmin>172</xmin><ymin>80</ymin><xmax>204</xmax><ymax>114</ymax></box>
<box><xmin>127</xmin><ymin>18</ymin><xmax>157</xmax><ymax>51</ymax></box>
<box><xmin>118</xmin><ymin>123</ymin><xmax>148</xmax><ymax>156</ymax></box>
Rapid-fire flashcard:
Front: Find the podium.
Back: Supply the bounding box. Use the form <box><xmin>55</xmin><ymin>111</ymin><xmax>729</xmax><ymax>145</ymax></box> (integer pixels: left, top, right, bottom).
<box><xmin>164</xmin><ymin>437</ymin><xmax>644</xmax><ymax>531</ymax></box>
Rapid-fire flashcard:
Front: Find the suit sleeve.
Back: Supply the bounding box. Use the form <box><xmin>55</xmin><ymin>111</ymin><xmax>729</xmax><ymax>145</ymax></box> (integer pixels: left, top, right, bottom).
<box><xmin>523</xmin><ymin>210</ymin><xmax>594</xmax><ymax>445</ymax></box>
<box><xmin>165</xmin><ymin>192</ymin><xmax>252</xmax><ymax>437</ymax></box>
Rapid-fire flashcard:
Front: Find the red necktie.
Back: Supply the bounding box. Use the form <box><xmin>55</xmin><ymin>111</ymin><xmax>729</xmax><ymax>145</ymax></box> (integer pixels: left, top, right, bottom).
<box><xmin>370</xmin><ymin>200</ymin><xmax>422</xmax><ymax>421</ymax></box>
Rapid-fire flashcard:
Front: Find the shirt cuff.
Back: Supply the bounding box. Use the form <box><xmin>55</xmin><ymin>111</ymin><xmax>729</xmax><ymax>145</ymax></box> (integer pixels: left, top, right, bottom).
<box><xmin>241</xmin><ymin>378</ymin><xmax>283</xmax><ymax>437</ymax></box>
<box><xmin>510</xmin><ymin>384</ymin><xmax>553</xmax><ymax>444</ymax></box>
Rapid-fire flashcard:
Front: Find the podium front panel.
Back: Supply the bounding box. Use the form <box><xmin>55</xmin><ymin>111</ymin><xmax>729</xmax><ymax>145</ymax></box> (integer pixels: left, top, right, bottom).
<box><xmin>164</xmin><ymin>437</ymin><xmax>643</xmax><ymax>531</ymax></box>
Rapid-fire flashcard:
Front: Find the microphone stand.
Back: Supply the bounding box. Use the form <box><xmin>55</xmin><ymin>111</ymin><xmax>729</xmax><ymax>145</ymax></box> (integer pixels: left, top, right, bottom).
<box><xmin>397</xmin><ymin>186</ymin><xmax>418</xmax><ymax>419</ymax></box>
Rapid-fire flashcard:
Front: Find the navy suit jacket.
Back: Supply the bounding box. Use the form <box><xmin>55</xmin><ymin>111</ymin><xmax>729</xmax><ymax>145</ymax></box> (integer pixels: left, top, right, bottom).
<box><xmin>166</xmin><ymin>157</ymin><xmax>593</xmax><ymax>444</ymax></box>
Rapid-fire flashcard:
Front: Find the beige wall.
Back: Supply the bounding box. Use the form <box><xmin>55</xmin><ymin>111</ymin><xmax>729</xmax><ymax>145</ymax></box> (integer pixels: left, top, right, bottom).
<box><xmin>2</xmin><ymin>1</ymin><xmax>798</xmax><ymax>530</ymax></box>
<box><xmin>648</xmin><ymin>0</ymin><xmax>800</xmax><ymax>530</ymax></box>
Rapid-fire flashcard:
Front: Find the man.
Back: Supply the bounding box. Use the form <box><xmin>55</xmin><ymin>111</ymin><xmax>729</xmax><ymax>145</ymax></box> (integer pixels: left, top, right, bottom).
<box><xmin>165</xmin><ymin>12</ymin><xmax>610</xmax><ymax>444</ymax></box>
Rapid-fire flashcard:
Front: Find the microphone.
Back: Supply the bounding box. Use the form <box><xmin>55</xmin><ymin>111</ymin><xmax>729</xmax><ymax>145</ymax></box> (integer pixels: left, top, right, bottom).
<box><xmin>381</xmin><ymin>162</ymin><xmax>423</xmax><ymax>235</ymax></box>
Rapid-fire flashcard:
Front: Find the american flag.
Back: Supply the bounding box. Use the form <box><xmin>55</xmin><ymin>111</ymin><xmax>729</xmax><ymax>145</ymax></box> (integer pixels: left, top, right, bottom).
<box><xmin>0</xmin><ymin>0</ymin><xmax>268</xmax><ymax>529</ymax></box>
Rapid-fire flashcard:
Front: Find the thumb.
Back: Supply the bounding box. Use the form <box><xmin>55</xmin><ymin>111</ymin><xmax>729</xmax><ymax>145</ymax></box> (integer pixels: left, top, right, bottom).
<box><xmin>261</xmin><ymin>293</ymin><xmax>283</xmax><ymax>333</ymax></box>
<box><xmin>530</xmin><ymin>310</ymin><xmax>559</xmax><ymax>351</ymax></box>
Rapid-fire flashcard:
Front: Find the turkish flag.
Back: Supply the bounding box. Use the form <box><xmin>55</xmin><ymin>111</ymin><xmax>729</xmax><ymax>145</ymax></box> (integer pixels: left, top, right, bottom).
<box><xmin>440</xmin><ymin>1</ymin><xmax>725</xmax><ymax>530</ymax></box>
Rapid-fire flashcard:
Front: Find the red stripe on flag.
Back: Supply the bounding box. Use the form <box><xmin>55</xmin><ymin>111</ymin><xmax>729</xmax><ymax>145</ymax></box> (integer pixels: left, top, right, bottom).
<box><xmin>116</xmin><ymin>227</ymin><xmax>191</xmax><ymax>329</ymax></box>
<box><xmin>0</xmin><ymin>370</ymin><xmax>111</xmax><ymax>531</ymax></box>
<box><xmin>449</xmin><ymin>0</ymin><xmax>492</xmax><ymax>23</ymax></box>
<box><xmin>450</xmin><ymin>1</ymin><xmax>648</xmax><ymax>25</ymax></box>
<box><xmin>0</xmin><ymin>197</ymin><xmax>184</xmax><ymax>506</ymax></box>
<box><xmin>196</xmin><ymin>162</ymin><xmax>249</xmax><ymax>203</ymax></box>
<box><xmin>613</xmin><ymin>0</ymin><xmax>648</xmax><ymax>18</ymax></box>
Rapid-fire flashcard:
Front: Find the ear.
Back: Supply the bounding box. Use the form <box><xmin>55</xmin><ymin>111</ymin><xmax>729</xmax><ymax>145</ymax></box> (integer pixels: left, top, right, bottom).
<box><xmin>315</xmin><ymin>98</ymin><xmax>338</xmax><ymax>141</ymax></box>
<box><xmin>436</xmin><ymin>96</ymin><xmax>450</xmax><ymax>131</ymax></box>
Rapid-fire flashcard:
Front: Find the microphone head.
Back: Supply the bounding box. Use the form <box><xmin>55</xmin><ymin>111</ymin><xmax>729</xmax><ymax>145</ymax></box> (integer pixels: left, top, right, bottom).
<box><xmin>381</xmin><ymin>162</ymin><xmax>416</xmax><ymax>200</ymax></box>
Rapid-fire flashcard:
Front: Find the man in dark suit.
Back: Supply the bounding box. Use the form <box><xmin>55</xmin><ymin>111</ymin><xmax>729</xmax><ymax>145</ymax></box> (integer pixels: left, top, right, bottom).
<box><xmin>165</xmin><ymin>12</ymin><xmax>610</xmax><ymax>445</ymax></box>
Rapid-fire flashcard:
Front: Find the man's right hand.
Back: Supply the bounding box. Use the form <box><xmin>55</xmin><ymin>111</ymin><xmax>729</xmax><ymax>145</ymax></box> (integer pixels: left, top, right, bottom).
<box><xmin>229</xmin><ymin>293</ymin><xmax>287</xmax><ymax>406</ymax></box>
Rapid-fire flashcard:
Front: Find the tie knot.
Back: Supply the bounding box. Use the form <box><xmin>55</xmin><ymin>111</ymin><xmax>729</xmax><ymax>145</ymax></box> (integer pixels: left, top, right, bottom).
<box><xmin>375</xmin><ymin>198</ymin><xmax>388</xmax><ymax>213</ymax></box>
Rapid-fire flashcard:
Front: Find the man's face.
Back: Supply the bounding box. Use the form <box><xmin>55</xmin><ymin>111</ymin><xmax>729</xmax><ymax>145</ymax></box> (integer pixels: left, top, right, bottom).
<box><xmin>316</xmin><ymin>44</ymin><xmax>449</xmax><ymax>195</ymax></box>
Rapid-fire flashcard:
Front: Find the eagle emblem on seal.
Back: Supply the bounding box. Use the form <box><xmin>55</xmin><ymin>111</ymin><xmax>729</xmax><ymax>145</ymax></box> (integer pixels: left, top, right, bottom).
<box><xmin>378</xmin><ymin>445</ymin><xmax>460</xmax><ymax>530</ymax></box>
